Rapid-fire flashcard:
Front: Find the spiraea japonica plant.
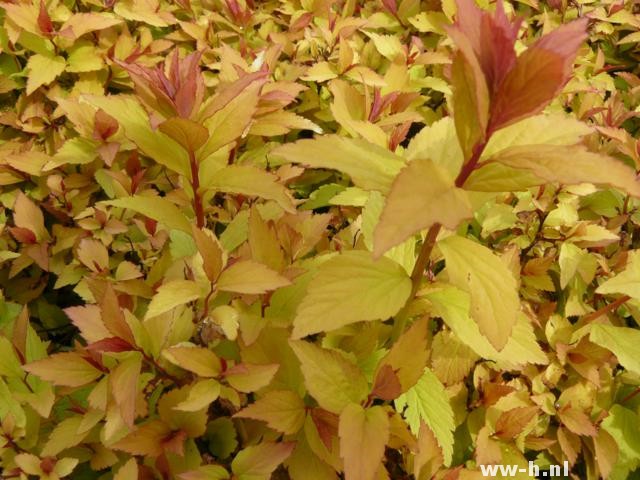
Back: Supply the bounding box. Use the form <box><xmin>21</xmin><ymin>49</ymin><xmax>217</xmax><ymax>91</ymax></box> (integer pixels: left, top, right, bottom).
<box><xmin>1</xmin><ymin>0</ymin><xmax>640</xmax><ymax>479</ymax></box>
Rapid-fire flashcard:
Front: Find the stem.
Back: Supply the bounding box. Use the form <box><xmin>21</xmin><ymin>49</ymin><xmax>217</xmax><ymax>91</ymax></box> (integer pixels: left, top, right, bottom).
<box><xmin>622</xmin><ymin>386</ymin><xmax>640</xmax><ymax>404</ymax></box>
<box><xmin>581</xmin><ymin>295</ymin><xmax>631</xmax><ymax>323</ymax></box>
<box><xmin>390</xmin><ymin>223</ymin><xmax>441</xmax><ymax>341</ymax></box>
<box><xmin>455</xmin><ymin>140</ymin><xmax>488</xmax><ymax>188</ymax></box>
<box><xmin>409</xmin><ymin>223</ymin><xmax>442</xmax><ymax>297</ymax></box>
<box><xmin>189</xmin><ymin>150</ymin><xmax>205</xmax><ymax>228</ymax></box>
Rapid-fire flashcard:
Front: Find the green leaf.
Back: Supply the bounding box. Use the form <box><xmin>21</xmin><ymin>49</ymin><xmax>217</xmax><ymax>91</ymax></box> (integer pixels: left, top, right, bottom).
<box><xmin>338</xmin><ymin>404</ymin><xmax>389</xmax><ymax>480</ymax></box>
<box><xmin>145</xmin><ymin>280</ymin><xmax>201</xmax><ymax>319</ymax></box>
<box><xmin>601</xmin><ymin>405</ymin><xmax>640</xmax><ymax>473</ymax></box>
<box><xmin>231</xmin><ymin>442</ymin><xmax>295</xmax><ymax>480</ymax></box>
<box><xmin>395</xmin><ymin>368</ymin><xmax>455</xmax><ymax>465</ymax></box>
<box><xmin>590</xmin><ymin>324</ymin><xmax>640</xmax><ymax>376</ymax></box>
<box><xmin>439</xmin><ymin>235</ymin><xmax>520</xmax><ymax>351</ymax></box>
<box><xmin>373</xmin><ymin>158</ymin><xmax>472</xmax><ymax>256</ymax></box>
<box><xmin>290</xmin><ymin>340</ymin><xmax>368</xmax><ymax>414</ymax></box>
<box><xmin>292</xmin><ymin>251</ymin><xmax>411</xmax><ymax>338</ymax></box>
<box><xmin>272</xmin><ymin>136</ymin><xmax>405</xmax><ymax>193</ymax></box>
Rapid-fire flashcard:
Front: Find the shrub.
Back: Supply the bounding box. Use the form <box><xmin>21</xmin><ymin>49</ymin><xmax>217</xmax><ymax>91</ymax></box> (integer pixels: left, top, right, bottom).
<box><xmin>1</xmin><ymin>0</ymin><xmax>640</xmax><ymax>479</ymax></box>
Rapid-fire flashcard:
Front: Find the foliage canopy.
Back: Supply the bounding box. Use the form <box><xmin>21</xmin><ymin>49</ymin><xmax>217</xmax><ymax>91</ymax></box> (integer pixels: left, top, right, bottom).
<box><xmin>1</xmin><ymin>0</ymin><xmax>640</xmax><ymax>479</ymax></box>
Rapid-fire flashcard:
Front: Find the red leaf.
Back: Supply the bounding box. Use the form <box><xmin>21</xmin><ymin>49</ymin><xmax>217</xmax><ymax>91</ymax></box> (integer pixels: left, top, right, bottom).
<box><xmin>310</xmin><ymin>408</ymin><xmax>339</xmax><ymax>451</ymax></box>
<box><xmin>173</xmin><ymin>51</ymin><xmax>204</xmax><ymax>118</ymax></box>
<box><xmin>93</xmin><ymin>109</ymin><xmax>119</xmax><ymax>141</ymax></box>
<box><xmin>371</xmin><ymin>364</ymin><xmax>403</xmax><ymax>401</ymax></box>
<box><xmin>450</xmin><ymin>0</ymin><xmax>521</xmax><ymax>96</ymax></box>
<box><xmin>37</xmin><ymin>0</ymin><xmax>54</xmax><ymax>35</ymax></box>
<box><xmin>10</xmin><ymin>227</ymin><xmax>36</xmax><ymax>244</ymax></box>
<box><xmin>86</xmin><ymin>337</ymin><xmax>133</xmax><ymax>353</ymax></box>
<box><xmin>382</xmin><ymin>0</ymin><xmax>398</xmax><ymax>15</ymax></box>
<box><xmin>489</xmin><ymin>18</ymin><xmax>588</xmax><ymax>131</ymax></box>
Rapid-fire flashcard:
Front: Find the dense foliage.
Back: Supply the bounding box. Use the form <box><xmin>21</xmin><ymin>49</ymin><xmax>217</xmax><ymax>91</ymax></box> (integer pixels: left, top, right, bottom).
<box><xmin>1</xmin><ymin>0</ymin><xmax>640</xmax><ymax>478</ymax></box>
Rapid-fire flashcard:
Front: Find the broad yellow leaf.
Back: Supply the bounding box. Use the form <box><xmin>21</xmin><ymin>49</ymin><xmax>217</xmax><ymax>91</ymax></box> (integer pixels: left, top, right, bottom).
<box><xmin>290</xmin><ymin>340</ymin><xmax>368</xmax><ymax>414</ymax></box>
<box><xmin>482</xmin><ymin>114</ymin><xmax>592</xmax><ymax>158</ymax></box>
<box><xmin>404</xmin><ymin>117</ymin><xmax>463</xmax><ymax>180</ymax></box>
<box><xmin>110</xmin><ymin>353</ymin><xmax>142</xmax><ymax>427</ymax></box>
<box><xmin>159</xmin><ymin>117</ymin><xmax>209</xmax><ymax>152</ymax></box>
<box><xmin>225</xmin><ymin>363</ymin><xmax>279</xmax><ymax>393</ymax></box>
<box><xmin>23</xmin><ymin>352</ymin><xmax>102</xmax><ymax>387</ymax></box>
<box><xmin>439</xmin><ymin>236</ymin><xmax>520</xmax><ymax>351</ymax></box>
<box><xmin>103</xmin><ymin>195</ymin><xmax>192</xmax><ymax>233</ymax></box>
<box><xmin>145</xmin><ymin>280</ymin><xmax>201</xmax><ymax>319</ymax></box>
<box><xmin>231</xmin><ymin>442</ymin><xmax>295</xmax><ymax>480</ymax></box>
<box><xmin>113</xmin><ymin>0</ymin><xmax>175</xmax><ymax>27</ymax></box>
<box><xmin>373</xmin><ymin>158</ymin><xmax>472</xmax><ymax>257</ymax></box>
<box><xmin>292</xmin><ymin>251</ymin><xmax>411</xmax><ymax>338</ymax></box>
<box><xmin>113</xmin><ymin>459</ymin><xmax>138</xmax><ymax>480</ymax></box>
<box><xmin>590</xmin><ymin>324</ymin><xmax>640</xmax><ymax>376</ymax></box>
<box><xmin>41</xmin><ymin>416</ymin><xmax>91</xmax><ymax>457</ymax></box>
<box><xmin>488</xmin><ymin>145</ymin><xmax>640</xmax><ymax>197</ymax></box>
<box><xmin>272</xmin><ymin>136</ymin><xmax>404</xmax><ymax>193</ymax></box>
<box><xmin>595</xmin><ymin>251</ymin><xmax>640</xmax><ymax>300</ymax></box>
<box><xmin>425</xmin><ymin>286</ymin><xmax>547</xmax><ymax>368</ymax></box>
<box><xmin>26</xmin><ymin>53</ymin><xmax>65</xmax><ymax>95</ymax></box>
<box><xmin>199</xmin><ymin>82</ymin><xmax>261</xmax><ymax>158</ymax></box>
<box><xmin>174</xmin><ymin>379</ymin><xmax>221</xmax><ymax>412</ymax></box>
<box><xmin>217</xmin><ymin>260</ymin><xmax>290</xmax><ymax>294</ymax></box>
<box><xmin>59</xmin><ymin>13</ymin><xmax>122</xmax><ymax>38</ymax></box>
<box><xmin>112</xmin><ymin>420</ymin><xmax>171</xmax><ymax>457</ymax></box>
<box><xmin>374</xmin><ymin>317</ymin><xmax>429</xmax><ymax>396</ymax></box>
<box><xmin>449</xmin><ymin>45</ymin><xmax>489</xmax><ymax>160</ymax></box>
<box><xmin>13</xmin><ymin>192</ymin><xmax>48</xmax><ymax>242</ymax></box>
<box><xmin>338</xmin><ymin>404</ymin><xmax>389</xmax><ymax>480</ymax></box>
<box><xmin>203</xmin><ymin>165</ymin><xmax>295</xmax><ymax>213</ymax></box>
<box><xmin>235</xmin><ymin>390</ymin><xmax>306</xmax><ymax>434</ymax></box>
<box><xmin>163</xmin><ymin>345</ymin><xmax>221</xmax><ymax>377</ymax></box>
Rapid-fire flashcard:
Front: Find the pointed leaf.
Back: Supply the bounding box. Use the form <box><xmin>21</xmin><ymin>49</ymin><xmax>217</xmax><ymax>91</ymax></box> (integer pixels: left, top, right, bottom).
<box><xmin>23</xmin><ymin>352</ymin><xmax>102</xmax><ymax>387</ymax></box>
<box><xmin>272</xmin><ymin>136</ymin><xmax>404</xmax><ymax>193</ymax></box>
<box><xmin>439</xmin><ymin>235</ymin><xmax>519</xmax><ymax>350</ymax></box>
<box><xmin>204</xmin><ymin>165</ymin><xmax>295</xmax><ymax>213</ymax></box>
<box><xmin>290</xmin><ymin>340</ymin><xmax>368</xmax><ymax>414</ymax></box>
<box><xmin>395</xmin><ymin>368</ymin><xmax>454</xmax><ymax>465</ymax></box>
<box><xmin>26</xmin><ymin>53</ymin><xmax>65</xmax><ymax>95</ymax></box>
<box><xmin>339</xmin><ymin>404</ymin><xmax>389</xmax><ymax>480</ymax></box>
<box><xmin>235</xmin><ymin>390</ymin><xmax>306</xmax><ymax>435</ymax></box>
<box><xmin>590</xmin><ymin>324</ymin><xmax>640</xmax><ymax>376</ymax></box>
<box><xmin>217</xmin><ymin>260</ymin><xmax>290</xmax><ymax>294</ymax></box>
<box><xmin>490</xmin><ymin>19</ymin><xmax>588</xmax><ymax>131</ymax></box>
<box><xmin>145</xmin><ymin>280</ymin><xmax>201</xmax><ymax>319</ymax></box>
<box><xmin>488</xmin><ymin>144</ymin><xmax>640</xmax><ymax>197</ymax></box>
<box><xmin>292</xmin><ymin>251</ymin><xmax>411</xmax><ymax>338</ymax></box>
<box><xmin>231</xmin><ymin>442</ymin><xmax>295</xmax><ymax>480</ymax></box>
<box><xmin>373</xmin><ymin>158</ymin><xmax>472</xmax><ymax>256</ymax></box>
<box><xmin>103</xmin><ymin>195</ymin><xmax>192</xmax><ymax>232</ymax></box>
